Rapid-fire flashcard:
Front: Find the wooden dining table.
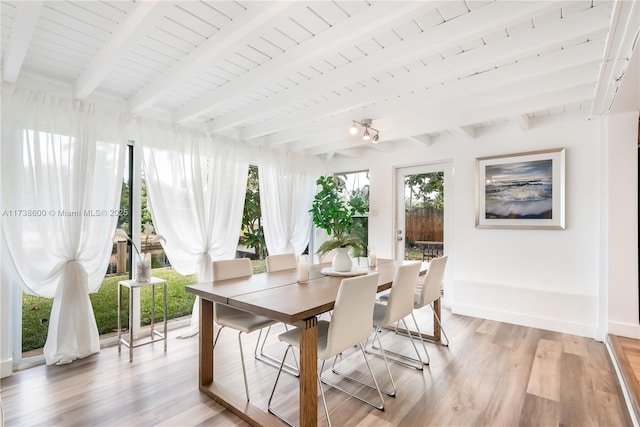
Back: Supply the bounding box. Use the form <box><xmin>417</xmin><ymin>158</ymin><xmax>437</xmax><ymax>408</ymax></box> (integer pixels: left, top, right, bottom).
<box><xmin>185</xmin><ymin>258</ymin><xmax>428</xmax><ymax>427</ymax></box>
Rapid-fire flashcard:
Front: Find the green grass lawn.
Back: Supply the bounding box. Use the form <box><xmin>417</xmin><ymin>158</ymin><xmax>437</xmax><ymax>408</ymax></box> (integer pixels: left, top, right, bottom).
<box><xmin>22</xmin><ymin>259</ymin><xmax>267</xmax><ymax>353</ymax></box>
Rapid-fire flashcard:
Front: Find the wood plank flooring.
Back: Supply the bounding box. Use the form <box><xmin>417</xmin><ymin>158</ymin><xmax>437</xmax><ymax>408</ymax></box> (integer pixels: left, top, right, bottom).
<box><xmin>609</xmin><ymin>334</ymin><xmax>640</xmax><ymax>423</ymax></box>
<box><xmin>1</xmin><ymin>309</ymin><xmax>633</xmax><ymax>426</ymax></box>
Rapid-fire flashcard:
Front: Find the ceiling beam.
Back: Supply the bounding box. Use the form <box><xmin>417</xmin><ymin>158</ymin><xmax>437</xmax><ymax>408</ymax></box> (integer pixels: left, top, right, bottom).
<box><xmin>260</xmin><ymin>40</ymin><xmax>603</xmax><ymax>147</ymax></box>
<box><xmin>74</xmin><ymin>1</ymin><xmax>171</xmax><ymax>99</ymax></box>
<box><xmin>128</xmin><ymin>2</ymin><xmax>295</xmax><ymax>113</ymax></box>
<box><xmin>237</xmin><ymin>3</ymin><xmax>608</xmax><ymax>140</ymax></box>
<box><xmin>458</xmin><ymin>126</ymin><xmax>476</xmax><ymax>139</ymax></box>
<box><xmin>2</xmin><ymin>1</ymin><xmax>43</xmax><ymax>83</ymax></box>
<box><xmin>173</xmin><ymin>1</ymin><xmax>431</xmax><ymax>123</ymax></box>
<box><xmin>208</xmin><ymin>1</ymin><xmax>563</xmax><ymax>133</ymax></box>
<box><xmin>305</xmin><ymin>78</ymin><xmax>595</xmax><ymax>156</ymax></box>
<box><xmin>405</xmin><ymin>135</ymin><xmax>432</xmax><ymax>146</ymax></box>
<box><xmin>513</xmin><ymin>115</ymin><xmax>530</xmax><ymax>131</ymax></box>
<box><xmin>591</xmin><ymin>0</ymin><xmax>640</xmax><ymax>115</ymax></box>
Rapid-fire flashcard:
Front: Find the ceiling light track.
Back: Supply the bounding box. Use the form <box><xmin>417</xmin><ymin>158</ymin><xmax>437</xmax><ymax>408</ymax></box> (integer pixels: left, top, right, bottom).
<box><xmin>349</xmin><ymin>119</ymin><xmax>380</xmax><ymax>143</ymax></box>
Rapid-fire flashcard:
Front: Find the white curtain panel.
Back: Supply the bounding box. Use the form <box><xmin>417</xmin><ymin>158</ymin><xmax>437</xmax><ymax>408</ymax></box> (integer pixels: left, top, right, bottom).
<box><xmin>138</xmin><ymin>121</ymin><xmax>248</xmax><ymax>334</ymax></box>
<box><xmin>1</xmin><ymin>90</ymin><xmax>127</xmax><ymax>365</ymax></box>
<box><xmin>258</xmin><ymin>149</ymin><xmax>324</xmax><ymax>256</ymax></box>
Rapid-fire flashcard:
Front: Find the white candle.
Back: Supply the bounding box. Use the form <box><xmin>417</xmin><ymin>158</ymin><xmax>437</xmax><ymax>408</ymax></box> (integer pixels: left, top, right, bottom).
<box><xmin>368</xmin><ymin>251</ymin><xmax>377</xmax><ymax>267</ymax></box>
<box><xmin>298</xmin><ymin>257</ymin><xmax>309</xmax><ymax>282</ymax></box>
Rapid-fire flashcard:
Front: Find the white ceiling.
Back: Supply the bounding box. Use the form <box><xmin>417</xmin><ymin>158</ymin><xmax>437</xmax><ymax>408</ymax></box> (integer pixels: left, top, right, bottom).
<box><xmin>1</xmin><ymin>1</ymin><xmax>638</xmax><ymax>158</ymax></box>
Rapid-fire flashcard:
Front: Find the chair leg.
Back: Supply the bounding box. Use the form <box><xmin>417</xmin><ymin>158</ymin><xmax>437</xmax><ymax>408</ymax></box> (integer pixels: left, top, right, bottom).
<box><xmin>366</xmin><ymin>318</ymin><xmax>425</xmax><ymax>370</ymax></box>
<box><xmin>213</xmin><ymin>326</ymin><xmax>251</xmax><ymax>402</ymax></box>
<box><xmin>238</xmin><ymin>331</ymin><xmax>250</xmax><ymax>401</ymax></box>
<box><xmin>267</xmin><ymin>345</ymin><xmax>297</xmax><ymax>427</ymax></box>
<box><xmin>410</xmin><ymin>312</ymin><xmax>431</xmax><ymax>365</ymax></box>
<box><xmin>323</xmin><ymin>344</ymin><xmax>386</xmax><ymax>409</ymax></box>
<box><xmin>254</xmin><ymin>325</ymin><xmax>300</xmax><ymax>376</ymax></box>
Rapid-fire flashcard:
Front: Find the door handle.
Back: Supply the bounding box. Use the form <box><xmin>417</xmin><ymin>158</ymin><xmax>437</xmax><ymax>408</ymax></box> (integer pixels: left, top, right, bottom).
<box><xmin>397</xmin><ymin>236</ymin><xmax>403</xmax><ymax>241</ymax></box>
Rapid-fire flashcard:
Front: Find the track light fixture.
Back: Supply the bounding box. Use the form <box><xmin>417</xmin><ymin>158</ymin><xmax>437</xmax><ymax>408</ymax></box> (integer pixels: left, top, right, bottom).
<box><xmin>348</xmin><ymin>119</ymin><xmax>380</xmax><ymax>144</ymax></box>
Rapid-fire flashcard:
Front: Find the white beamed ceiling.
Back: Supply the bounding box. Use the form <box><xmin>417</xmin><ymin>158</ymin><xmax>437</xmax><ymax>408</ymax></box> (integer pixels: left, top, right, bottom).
<box><xmin>1</xmin><ymin>0</ymin><xmax>637</xmax><ymax>158</ymax></box>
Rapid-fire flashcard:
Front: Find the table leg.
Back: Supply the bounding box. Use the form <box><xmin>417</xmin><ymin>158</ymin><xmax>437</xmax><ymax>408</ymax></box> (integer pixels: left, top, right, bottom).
<box><xmin>129</xmin><ymin>287</ymin><xmax>134</xmax><ymax>362</ymax></box>
<box><xmin>163</xmin><ymin>282</ymin><xmax>168</xmax><ymax>352</ymax></box>
<box><xmin>394</xmin><ymin>297</ymin><xmax>442</xmax><ymax>343</ymax></box>
<box><xmin>199</xmin><ymin>297</ymin><xmax>214</xmax><ymax>386</ymax></box>
<box><xmin>117</xmin><ymin>283</ymin><xmax>121</xmax><ymax>354</ymax></box>
<box><xmin>298</xmin><ymin>317</ymin><xmax>318</xmax><ymax>427</ymax></box>
<box><xmin>151</xmin><ymin>284</ymin><xmax>156</xmax><ymax>340</ymax></box>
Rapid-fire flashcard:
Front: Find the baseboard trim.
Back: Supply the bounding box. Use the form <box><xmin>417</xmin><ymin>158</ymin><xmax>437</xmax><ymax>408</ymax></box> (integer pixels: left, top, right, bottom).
<box><xmin>452</xmin><ymin>303</ymin><xmax>596</xmax><ymax>338</ymax></box>
<box><xmin>0</xmin><ymin>358</ymin><xmax>12</xmax><ymax>379</ymax></box>
<box><xmin>607</xmin><ymin>335</ymin><xmax>640</xmax><ymax>427</ymax></box>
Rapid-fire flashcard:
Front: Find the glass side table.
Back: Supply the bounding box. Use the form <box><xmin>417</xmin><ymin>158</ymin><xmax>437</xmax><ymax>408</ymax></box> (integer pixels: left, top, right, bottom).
<box><xmin>117</xmin><ymin>277</ymin><xmax>168</xmax><ymax>362</ymax></box>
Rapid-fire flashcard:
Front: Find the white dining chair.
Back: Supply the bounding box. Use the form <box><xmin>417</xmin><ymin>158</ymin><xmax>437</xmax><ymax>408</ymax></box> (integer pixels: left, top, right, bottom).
<box><xmin>212</xmin><ymin>258</ymin><xmax>278</xmax><ymax>402</ymax></box>
<box><xmin>378</xmin><ymin>255</ymin><xmax>449</xmax><ymax>364</ymax></box>
<box><xmin>337</xmin><ymin>262</ymin><xmax>422</xmax><ymax>397</ymax></box>
<box><xmin>413</xmin><ymin>255</ymin><xmax>449</xmax><ymax>347</ymax></box>
<box><xmin>265</xmin><ymin>253</ymin><xmax>297</xmax><ymax>271</ymax></box>
<box><xmin>268</xmin><ymin>272</ymin><xmax>383</xmax><ymax>427</ymax></box>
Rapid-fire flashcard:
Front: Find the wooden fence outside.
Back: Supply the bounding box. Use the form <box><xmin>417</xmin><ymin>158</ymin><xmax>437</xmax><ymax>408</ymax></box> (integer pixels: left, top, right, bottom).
<box><xmin>405</xmin><ymin>207</ymin><xmax>443</xmax><ymax>243</ymax></box>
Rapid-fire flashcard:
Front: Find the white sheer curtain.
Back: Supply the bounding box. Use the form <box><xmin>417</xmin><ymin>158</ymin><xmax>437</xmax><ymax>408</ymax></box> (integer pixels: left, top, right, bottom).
<box><xmin>138</xmin><ymin>120</ymin><xmax>248</xmax><ymax>334</ymax></box>
<box><xmin>258</xmin><ymin>149</ymin><xmax>324</xmax><ymax>256</ymax></box>
<box><xmin>1</xmin><ymin>89</ymin><xmax>127</xmax><ymax>365</ymax></box>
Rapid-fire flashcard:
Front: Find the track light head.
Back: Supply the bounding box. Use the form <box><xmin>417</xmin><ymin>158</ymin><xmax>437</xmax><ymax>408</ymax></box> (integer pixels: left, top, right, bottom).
<box><xmin>349</xmin><ymin>122</ymin><xmax>358</xmax><ymax>135</ymax></box>
<box><xmin>362</xmin><ymin>128</ymin><xmax>371</xmax><ymax>141</ymax></box>
<box><xmin>372</xmin><ymin>133</ymin><xmax>379</xmax><ymax>143</ymax></box>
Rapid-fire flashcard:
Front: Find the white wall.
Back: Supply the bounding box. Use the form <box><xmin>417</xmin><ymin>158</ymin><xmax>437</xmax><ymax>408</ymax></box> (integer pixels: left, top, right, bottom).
<box><xmin>331</xmin><ymin>112</ymin><xmax>613</xmax><ymax>338</ymax></box>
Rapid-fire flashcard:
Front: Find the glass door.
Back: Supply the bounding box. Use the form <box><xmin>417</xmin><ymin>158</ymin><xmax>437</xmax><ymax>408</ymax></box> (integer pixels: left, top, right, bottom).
<box><xmin>395</xmin><ymin>163</ymin><xmax>452</xmax><ymax>262</ymax></box>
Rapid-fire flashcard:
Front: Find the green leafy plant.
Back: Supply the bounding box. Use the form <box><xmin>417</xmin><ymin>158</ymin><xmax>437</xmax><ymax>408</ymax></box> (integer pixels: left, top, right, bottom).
<box><xmin>310</xmin><ymin>175</ymin><xmax>366</xmax><ymax>257</ymax></box>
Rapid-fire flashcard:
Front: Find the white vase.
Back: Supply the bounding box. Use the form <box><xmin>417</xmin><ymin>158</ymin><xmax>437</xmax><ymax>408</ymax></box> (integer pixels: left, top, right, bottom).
<box><xmin>136</xmin><ymin>253</ymin><xmax>152</xmax><ymax>282</ymax></box>
<box><xmin>332</xmin><ymin>247</ymin><xmax>353</xmax><ymax>272</ymax></box>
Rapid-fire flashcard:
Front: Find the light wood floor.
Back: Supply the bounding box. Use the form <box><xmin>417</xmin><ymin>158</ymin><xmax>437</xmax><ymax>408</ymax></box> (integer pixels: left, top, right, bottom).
<box><xmin>1</xmin><ymin>309</ymin><xmax>633</xmax><ymax>427</ymax></box>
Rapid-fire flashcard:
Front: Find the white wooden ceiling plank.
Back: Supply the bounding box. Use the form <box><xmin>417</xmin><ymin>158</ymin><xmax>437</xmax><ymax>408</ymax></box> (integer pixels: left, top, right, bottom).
<box><xmin>308</xmin><ymin>1</ymin><xmax>348</xmax><ymax>25</ymax></box>
<box><xmin>246</xmin><ymin>37</ymin><xmax>284</xmax><ymax>60</ymax></box>
<box><xmin>146</xmin><ymin>26</ymin><xmax>194</xmax><ymax>54</ymax></box>
<box><xmin>533</xmin><ymin>7</ymin><xmax>562</xmax><ymax>27</ymax></box>
<box><xmin>481</xmin><ymin>27</ymin><xmax>509</xmax><ymax>44</ymax></box>
<box><xmin>179</xmin><ymin>1</ymin><xmax>231</xmax><ymax>30</ymax></box>
<box><xmin>293</xmin><ymin>5</ymin><xmax>332</xmax><ymax>35</ymax></box>
<box><xmin>333</xmin><ymin>0</ymin><xmax>369</xmax><ymax>17</ymax></box>
<box><xmin>175</xmin><ymin>2</ymin><xmax>432</xmax><ymax>122</ymax></box>
<box><xmin>340</xmin><ymin>45</ymin><xmax>367</xmax><ymax>62</ymax></box>
<box><xmin>171</xmin><ymin>4</ymin><xmax>220</xmax><ymax>39</ymax></box>
<box><xmin>75</xmin><ymin>1</ymin><xmax>134</xmax><ymax>24</ymax></box>
<box><xmin>392</xmin><ymin>18</ymin><xmax>423</xmax><ymax>40</ymax></box>
<box><xmin>251</xmin><ymin>40</ymin><xmax>603</xmax><ymax>142</ymax></box>
<box><xmin>158</xmin><ymin>16</ymin><xmax>206</xmax><ymax>46</ymax></box>
<box><xmin>2</xmin><ymin>1</ymin><xmax>42</xmax><ymax>82</ymax></box>
<box><xmin>414</xmin><ymin>7</ymin><xmax>445</xmax><ymax>30</ymax></box>
<box><xmin>209</xmin><ymin>1</ymin><xmax>608</xmax><ymax>133</ymax></box>
<box><xmin>275</xmin><ymin>16</ymin><xmax>315</xmax><ymax>44</ymax></box>
<box><xmin>227</xmin><ymin>50</ymin><xmax>263</xmax><ymax>71</ymax></box>
<box><xmin>48</xmin><ymin>1</ymin><xmax>119</xmax><ymax>33</ymax></box>
<box><xmin>259</xmin><ymin>27</ymin><xmax>298</xmax><ymax>52</ymax></box>
<box><xmin>127</xmin><ymin>2</ymin><xmax>297</xmax><ymax>113</ymax></box>
<box><xmin>130</xmin><ymin>44</ymin><xmax>176</xmax><ymax>68</ymax></box>
<box><xmin>369</xmin><ymin>29</ymin><xmax>403</xmax><ymax>49</ymax></box>
<box><xmin>30</xmin><ymin>31</ymin><xmax>96</xmax><ymax>58</ymax></box>
<box><xmin>35</xmin><ymin>18</ymin><xmax>106</xmax><ymax>51</ymax></box>
<box><xmin>41</xmin><ymin>4</ymin><xmax>111</xmax><ymax>42</ymax></box>
<box><xmin>436</xmin><ymin>1</ymin><xmax>470</xmax><ymax>21</ymax></box>
<box><xmin>356</xmin><ymin>38</ymin><xmax>385</xmax><ymax>56</ymax></box>
<box><xmin>204</xmin><ymin>0</ymin><xmax>246</xmax><ymax>20</ymax></box>
<box><xmin>143</xmin><ymin>32</ymin><xmax>189</xmax><ymax>60</ymax></box>
<box><xmin>27</xmin><ymin>41</ymin><xmax>88</xmax><ymax>69</ymax></box>
<box><xmin>458</xmin><ymin>125</ymin><xmax>476</xmax><ymax>139</ymax></box>
<box><xmin>74</xmin><ymin>1</ymin><xmax>173</xmax><ymax>99</ymax></box>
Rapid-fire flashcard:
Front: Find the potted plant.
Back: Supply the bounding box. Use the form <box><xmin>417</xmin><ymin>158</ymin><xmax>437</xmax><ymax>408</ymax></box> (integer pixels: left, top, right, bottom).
<box><xmin>310</xmin><ymin>175</ymin><xmax>366</xmax><ymax>271</ymax></box>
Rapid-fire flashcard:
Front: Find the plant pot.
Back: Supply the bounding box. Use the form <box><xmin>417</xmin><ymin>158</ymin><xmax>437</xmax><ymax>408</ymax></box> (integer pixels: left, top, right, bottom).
<box><xmin>332</xmin><ymin>247</ymin><xmax>353</xmax><ymax>272</ymax></box>
<box><xmin>136</xmin><ymin>253</ymin><xmax>152</xmax><ymax>282</ymax></box>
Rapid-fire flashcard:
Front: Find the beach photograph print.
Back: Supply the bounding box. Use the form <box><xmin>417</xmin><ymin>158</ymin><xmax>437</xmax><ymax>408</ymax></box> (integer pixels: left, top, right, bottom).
<box><xmin>484</xmin><ymin>159</ymin><xmax>552</xmax><ymax>220</ymax></box>
<box><xmin>475</xmin><ymin>148</ymin><xmax>565</xmax><ymax>229</ymax></box>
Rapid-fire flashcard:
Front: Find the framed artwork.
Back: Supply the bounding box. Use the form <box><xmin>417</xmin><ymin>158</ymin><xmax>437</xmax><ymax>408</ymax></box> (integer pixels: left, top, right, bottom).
<box><xmin>475</xmin><ymin>148</ymin><xmax>565</xmax><ymax>229</ymax></box>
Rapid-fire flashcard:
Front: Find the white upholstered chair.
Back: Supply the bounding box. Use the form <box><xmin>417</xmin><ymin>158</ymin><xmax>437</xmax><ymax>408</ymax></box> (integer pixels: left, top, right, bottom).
<box><xmin>268</xmin><ymin>273</ymin><xmax>383</xmax><ymax>427</ymax></box>
<box><xmin>212</xmin><ymin>258</ymin><xmax>278</xmax><ymax>401</ymax></box>
<box><xmin>265</xmin><ymin>252</ymin><xmax>298</xmax><ymax>272</ymax></box>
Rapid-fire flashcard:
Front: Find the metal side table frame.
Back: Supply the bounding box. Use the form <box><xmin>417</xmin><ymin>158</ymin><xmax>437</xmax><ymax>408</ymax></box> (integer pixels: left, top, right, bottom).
<box><xmin>117</xmin><ymin>277</ymin><xmax>168</xmax><ymax>362</ymax></box>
